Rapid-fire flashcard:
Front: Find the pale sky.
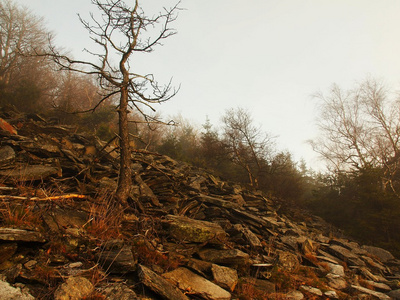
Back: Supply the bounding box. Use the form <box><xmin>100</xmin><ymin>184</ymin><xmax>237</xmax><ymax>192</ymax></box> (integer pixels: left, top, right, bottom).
<box><xmin>14</xmin><ymin>0</ymin><xmax>400</xmax><ymax>171</ymax></box>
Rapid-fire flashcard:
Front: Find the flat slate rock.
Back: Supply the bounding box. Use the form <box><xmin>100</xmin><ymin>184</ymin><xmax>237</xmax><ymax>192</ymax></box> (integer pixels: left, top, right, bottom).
<box><xmin>0</xmin><ymin>165</ymin><xmax>59</xmax><ymax>181</ymax></box>
<box><xmin>163</xmin><ymin>267</ymin><xmax>231</xmax><ymax>300</ymax></box>
<box><xmin>163</xmin><ymin>215</ymin><xmax>227</xmax><ymax>243</ymax></box>
<box><xmin>198</xmin><ymin>248</ymin><xmax>250</xmax><ymax>266</ymax></box>
<box><xmin>0</xmin><ymin>228</ymin><xmax>45</xmax><ymax>243</ymax></box>
<box><xmin>138</xmin><ymin>265</ymin><xmax>189</xmax><ymax>300</ymax></box>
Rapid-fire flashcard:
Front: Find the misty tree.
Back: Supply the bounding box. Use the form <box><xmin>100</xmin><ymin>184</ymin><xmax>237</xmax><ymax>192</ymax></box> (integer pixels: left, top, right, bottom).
<box><xmin>45</xmin><ymin>0</ymin><xmax>180</xmax><ymax>204</ymax></box>
<box><xmin>312</xmin><ymin>78</ymin><xmax>400</xmax><ymax>196</ymax></box>
<box><xmin>0</xmin><ymin>0</ymin><xmax>55</xmax><ymax>111</ymax></box>
<box><xmin>222</xmin><ymin>107</ymin><xmax>274</xmax><ymax>187</ymax></box>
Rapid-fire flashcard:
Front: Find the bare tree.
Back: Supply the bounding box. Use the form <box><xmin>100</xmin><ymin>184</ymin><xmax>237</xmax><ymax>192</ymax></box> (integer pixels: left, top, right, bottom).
<box><xmin>0</xmin><ymin>0</ymin><xmax>49</xmax><ymax>84</ymax></box>
<box><xmin>222</xmin><ymin>107</ymin><xmax>274</xmax><ymax>187</ymax></box>
<box><xmin>0</xmin><ymin>0</ymin><xmax>56</xmax><ymax>111</ymax></box>
<box><xmin>45</xmin><ymin>0</ymin><xmax>180</xmax><ymax>204</ymax></box>
<box><xmin>312</xmin><ymin>78</ymin><xmax>400</xmax><ymax>195</ymax></box>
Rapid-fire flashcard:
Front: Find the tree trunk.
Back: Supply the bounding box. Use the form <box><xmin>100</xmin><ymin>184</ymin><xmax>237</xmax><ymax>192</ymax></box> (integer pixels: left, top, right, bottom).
<box><xmin>115</xmin><ymin>86</ymin><xmax>132</xmax><ymax>204</ymax></box>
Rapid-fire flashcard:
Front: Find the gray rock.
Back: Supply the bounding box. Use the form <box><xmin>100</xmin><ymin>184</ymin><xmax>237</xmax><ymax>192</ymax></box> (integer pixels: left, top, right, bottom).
<box><xmin>362</xmin><ymin>245</ymin><xmax>395</xmax><ymax>263</ymax></box>
<box><xmin>388</xmin><ymin>289</ymin><xmax>400</xmax><ymax>299</ymax></box>
<box><xmin>211</xmin><ymin>264</ymin><xmax>238</xmax><ymax>292</ymax></box>
<box><xmin>0</xmin><ymin>146</ymin><xmax>15</xmax><ymax>165</ymax></box>
<box><xmin>198</xmin><ymin>248</ymin><xmax>249</xmax><ymax>266</ymax></box>
<box><xmin>138</xmin><ymin>265</ymin><xmax>189</xmax><ymax>300</ymax></box>
<box><xmin>286</xmin><ymin>290</ymin><xmax>304</xmax><ymax>300</ymax></box>
<box><xmin>96</xmin><ymin>245</ymin><xmax>136</xmax><ymax>274</ymax></box>
<box><xmin>163</xmin><ymin>267</ymin><xmax>231</xmax><ymax>300</ymax></box>
<box><xmin>326</xmin><ymin>263</ymin><xmax>345</xmax><ymax>277</ymax></box>
<box><xmin>0</xmin><ymin>165</ymin><xmax>60</xmax><ymax>181</ymax></box>
<box><xmin>327</xmin><ymin>244</ymin><xmax>365</xmax><ymax>266</ymax></box>
<box><xmin>101</xmin><ymin>283</ymin><xmax>139</xmax><ymax>300</ymax></box>
<box><xmin>326</xmin><ymin>273</ymin><xmax>347</xmax><ymax>290</ymax></box>
<box><xmin>0</xmin><ymin>280</ymin><xmax>34</xmax><ymax>300</ymax></box>
<box><xmin>276</xmin><ymin>251</ymin><xmax>300</xmax><ymax>272</ymax></box>
<box><xmin>351</xmin><ymin>285</ymin><xmax>391</xmax><ymax>300</ymax></box>
<box><xmin>324</xmin><ymin>290</ymin><xmax>339</xmax><ymax>299</ymax></box>
<box><xmin>233</xmin><ymin>224</ymin><xmax>262</xmax><ymax>249</ymax></box>
<box><xmin>299</xmin><ymin>285</ymin><xmax>323</xmax><ymax>296</ymax></box>
<box><xmin>54</xmin><ymin>276</ymin><xmax>94</xmax><ymax>300</ymax></box>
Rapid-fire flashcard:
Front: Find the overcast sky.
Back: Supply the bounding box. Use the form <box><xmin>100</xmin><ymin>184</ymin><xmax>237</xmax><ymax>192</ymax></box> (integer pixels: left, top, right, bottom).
<box><xmin>14</xmin><ymin>0</ymin><xmax>400</xmax><ymax>171</ymax></box>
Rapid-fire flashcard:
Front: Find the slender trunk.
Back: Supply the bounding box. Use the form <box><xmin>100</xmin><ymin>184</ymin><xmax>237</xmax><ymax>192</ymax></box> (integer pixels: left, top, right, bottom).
<box><xmin>115</xmin><ymin>86</ymin><xmax>132</xmax><ymax>204</ymax></box>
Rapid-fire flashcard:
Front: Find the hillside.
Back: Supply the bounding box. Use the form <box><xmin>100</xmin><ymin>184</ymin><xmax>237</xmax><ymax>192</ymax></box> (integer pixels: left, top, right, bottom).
<box><xmin>0</xmin><ymin>105</ymin><xmax>399</xmax><ymax>299</ymax></box>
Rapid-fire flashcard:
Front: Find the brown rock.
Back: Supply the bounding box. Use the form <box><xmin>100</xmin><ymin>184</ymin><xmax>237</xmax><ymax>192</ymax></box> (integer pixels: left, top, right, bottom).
<box><xmin>138</xmin><ymin>264</ymin><xmax>189</xmax><ymax>300</ymax></box>
<box><xmin>162</xmin><ymin>267</ymin><xmax>231</xmax><ymax>300</ymax></box>
<box><xmin>164</xmin><ymin>215</ymin><xmax>227</xmax><ymax>243</ymax></box>
<box><xmin>54</xmin><ymin>276</ymin><xmax>94</xmax><ymax>300</ymax></box>
<box><xmin>0</xmin><ymin>228</ymin><xmax>45</xmax><ymax>243</ymax></box>
<box><xmin>211</xmin><ymin>264</ymin><xmax>238</xmax><ymax>292</ymax></box>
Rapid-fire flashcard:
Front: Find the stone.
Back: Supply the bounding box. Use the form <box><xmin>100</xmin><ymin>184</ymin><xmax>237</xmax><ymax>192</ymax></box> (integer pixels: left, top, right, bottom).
<box><xmin>326</xmin><ymin>273</ymin><xmax>347</xmax><ymax>290</ymax></box>
<box><xmin>0</xmin><ymin>279</ymin><xmax>34</xmax><ymax>300</ymax></box>
<box><xmin>197</xmin><ymin>248</ymin><xmax>250</xmax><ymax>266</ymax></box>
<box><xmin>164</xmin><ymin>215</ymin><xmax>227</xmax><ymax>243</ymax></box>
<box><xmin>326</xmin><ymin>263</ymin><xmax>345</xmax><ymax>277</ymax></box>
<box><xmin>388</xmin><ymin>289</ymin><xmax>400</xmax><ymax>299</ymax></box>
<box><xmin>0</xmin><ymin>146</ymin><xmax>15</xmax><ymax>165</ymax></box>
<box><xmin>362</xmin><ymin>245</ymin><xmax>395</xmax><ymax>263</ymax></box>
<box><xmin>54</xmin><ymin>276</ymin><xmax>94</xmax><ymax>300</ymax></box>
<box><xmin>101</xmin><ymin>283</ymin><xmax>139</xmax><ymax>300</ymax></box>
<box><xmin>233</xmin><ymin>224</ymin><xmax>262</xmax><ymax>249</ymax></box>
<box><xmin>327</xmin><ymin>244</ymin><xmax>365</xmax><ymax>266</ymax></box>
<box><xmin>95</xmin><ymin>245</ymin><xmax>136</xmax><ymax>274</ymax></box>
<box><xmin>362</xmin><ymin>280</ymin><xmax>391</xmax><ymax>292</ymax></box>
<box><xmin>299</xmin><ymin>285</ymin><xmax>323</xmax><ymax>296</ymax></box>
<box><xmin>286</xmin><ymin>290</ymin><xmax>304</xmax><ymax>300</ymax></box>
<box><xmin>211</xmin><ymin>264</ymin><xmax>238</xmax><ymax>292</ymax></box>
<box><xmin>162</xmin><ymin>267</ymin><xmax>231</xmax><ymax>300</ymax></box>
<box><xmin>324</xmin><ymin>290</ymin><xmax>339</xmax><ymax>298</ymax></box>
<box><xmin>0</xmin><ymin>228</ymin><xmax>45</xmax><ymax>243</ymax></box>
<box><xmin>138</xmin><ymin>265</ymin><xmax>189</xmax><ymax>300</ymax></box>
<box><xmin>276</xmin><ymin>251</ymin><xmax>300</xmax><ymax>272</ymax></box>
<box><xmin>0</xmin><ymin>165</ymin><xmax>60</xmax><ymax>181</ymax></box>
<box><xmin>351</xmin><ymin>285</ymin><xmax>391</xmax><ymax>300</ymax></box>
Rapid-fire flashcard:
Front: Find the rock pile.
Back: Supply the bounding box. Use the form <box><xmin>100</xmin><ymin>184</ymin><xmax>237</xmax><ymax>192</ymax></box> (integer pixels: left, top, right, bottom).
<box><xmin>0</xmin><ymin>106</ymin><xmax>399</xmax><ymax>299</ymax></box>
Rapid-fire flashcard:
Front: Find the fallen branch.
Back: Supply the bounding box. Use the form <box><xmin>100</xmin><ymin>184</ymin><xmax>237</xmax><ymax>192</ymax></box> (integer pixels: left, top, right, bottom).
<box><xmin>0</xmin><ymin>194</ymin><xmax>87</xmax><ymax>201</ymax></box>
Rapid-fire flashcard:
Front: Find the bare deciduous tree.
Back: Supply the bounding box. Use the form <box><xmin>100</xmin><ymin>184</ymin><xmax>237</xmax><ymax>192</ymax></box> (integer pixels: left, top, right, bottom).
<box><xmin>0</xmin><ymin>0</ymin><xmax>49</xmax><ymax>84</ymax></box>
<box><xmin>45</xmin><ymin>0</ymin><xmax>180</xmax><ymax>204</ymax></box>
<box><xmin>222</xmin><ymin>107</ymin><xmax>274</xmax><ymax>187</ymax></box>
<box><xmin>312</xmin><ymin>78</ymin><xmax>400</xmax><ymax>196</ymax></box>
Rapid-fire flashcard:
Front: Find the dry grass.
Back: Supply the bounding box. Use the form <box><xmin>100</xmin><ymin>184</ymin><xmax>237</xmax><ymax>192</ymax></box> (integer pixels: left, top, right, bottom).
<box><xmin>85</xmin><ymin>191</ymin><xmax>124</xmax><ymax>241</ymax></box>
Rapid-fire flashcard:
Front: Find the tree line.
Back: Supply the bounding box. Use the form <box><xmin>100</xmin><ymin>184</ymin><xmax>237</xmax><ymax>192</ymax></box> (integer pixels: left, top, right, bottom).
<box><xmin>1</xmin><ymin>0</ymin><xmax>400</xmax><ymax>256</ymax></box>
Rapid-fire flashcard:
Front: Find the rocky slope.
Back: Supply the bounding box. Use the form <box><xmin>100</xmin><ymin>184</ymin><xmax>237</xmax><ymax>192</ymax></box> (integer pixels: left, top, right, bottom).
<box><xmin>0</xmin><ymin>105</ymin><xmax>399</xmax><ymax>299</ymax></box>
